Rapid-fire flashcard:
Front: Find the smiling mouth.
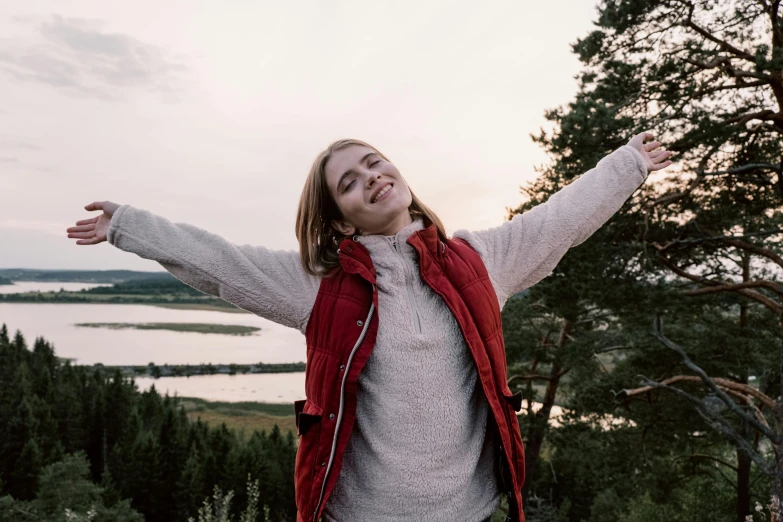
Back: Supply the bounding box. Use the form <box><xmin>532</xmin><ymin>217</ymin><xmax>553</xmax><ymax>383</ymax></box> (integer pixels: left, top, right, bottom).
<box><xmin>371</xmin><ymin>184</ymin><xmax>393</xmax><ymax>203</ymax></box>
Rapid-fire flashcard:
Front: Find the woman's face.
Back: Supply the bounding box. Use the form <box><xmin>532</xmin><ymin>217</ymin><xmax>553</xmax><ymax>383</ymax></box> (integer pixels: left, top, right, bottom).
<box><xmin>325</xmin><ymin>144</ymin><xmax>413</xmax><ymax>237</ymax></box>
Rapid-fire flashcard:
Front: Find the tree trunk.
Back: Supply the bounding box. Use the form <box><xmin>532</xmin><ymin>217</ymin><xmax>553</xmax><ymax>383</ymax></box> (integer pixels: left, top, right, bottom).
<box><xmin>737</xmin><ymin>255</ymin><xmax>751</xmax><ymax>522</ymax></box>
<box><xmin>522</xmin><ymin>317</ymin><xmax>573</xmax><ymax>501</ymax></box>
<box><xmin>775</xmin><ymin>307</ymin><xmax>783</xmax><ymax>522</ymax></box>
<box><xmin>737</xmin><ymin>423</ymin><xmax>752</xmax><ymax>522</ymax></box>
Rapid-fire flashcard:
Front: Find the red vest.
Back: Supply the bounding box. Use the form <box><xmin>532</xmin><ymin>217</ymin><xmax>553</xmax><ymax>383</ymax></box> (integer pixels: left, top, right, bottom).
<box><xmin>293</xmin><ymin>224</ymin><xmax>526</xmax><ymax>522</ymax></box>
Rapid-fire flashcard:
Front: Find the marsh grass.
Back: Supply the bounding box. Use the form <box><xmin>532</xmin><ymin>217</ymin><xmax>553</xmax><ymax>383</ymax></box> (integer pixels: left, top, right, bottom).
<box><xmin>178</xmin><ymin>397</ymin><xmax>296</xmax><ymax>440</ymax></box>
<box><xmin>74</xmin><ymin>322</ymin><xmax>260</xmax><ymax>336</ymax></box>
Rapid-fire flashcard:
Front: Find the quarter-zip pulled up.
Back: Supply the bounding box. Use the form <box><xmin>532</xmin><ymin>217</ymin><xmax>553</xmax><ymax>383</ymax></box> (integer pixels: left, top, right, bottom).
<box><xmin>388</xmin><ymin>235</ymin><xmax>423</xmax><ymax>335</ymax></box>
<box><xmin>322</xmin><ymin>218</ymin><xmax>503</xmax><ymax>522</ymax></box>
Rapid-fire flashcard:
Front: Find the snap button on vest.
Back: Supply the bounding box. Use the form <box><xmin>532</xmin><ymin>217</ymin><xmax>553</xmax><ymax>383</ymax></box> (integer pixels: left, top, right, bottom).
<box><xmin>356</xmin><ymin>320</ymin><xmax>363</xmax><ymax>326</ymax></box>
<box><xmin>329</xmin><ymin>413</ymin><xmax>335</xmax><ymax>420</ymax></box>
<box><xmin>339</xmin><ymin>364</ymin><xmax>345</xmax><ymax>371</ymax></box>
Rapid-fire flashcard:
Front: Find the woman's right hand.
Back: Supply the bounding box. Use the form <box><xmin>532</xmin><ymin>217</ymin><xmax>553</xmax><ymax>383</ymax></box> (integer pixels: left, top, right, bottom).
<box><xmin>66</xmin><ymin>201</ymin><xmax>121</xmax><ymax>245</ymax></box>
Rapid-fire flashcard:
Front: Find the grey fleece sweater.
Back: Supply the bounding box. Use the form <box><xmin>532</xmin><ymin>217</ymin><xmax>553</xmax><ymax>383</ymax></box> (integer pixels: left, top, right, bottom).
<box><xmin>106</xmin><ymin>145</ymin><xmax>648</xmax><ymax>521</ymax></box>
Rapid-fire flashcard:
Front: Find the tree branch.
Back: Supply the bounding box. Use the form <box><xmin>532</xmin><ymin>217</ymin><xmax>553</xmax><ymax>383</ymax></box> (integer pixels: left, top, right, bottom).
<box><xmin>8</xmin><ymin>505</ymin><xmax>42</xmax><ymax>521</ymax></box>
<box><xmin>697</xmin><ymin>224</ymin><xmax>783</xmax><ymax>270</ymax></box>
<box><xmin>682</xmin><ymin>55</ymin><xmax>731</xmax><ymax>70</ymax></box>
<box><xmin>507</xmin><ymin>373</ymin><xmax>552</xmax><ymax>385</ymax></box>
<box><xmin>648</xmin><ymin>144</ymin><xmax>721</xmax><ymax>207</ymax></box>
<box><xmin>725</xmin><ymin>110</ymin><xmax>783</xmax><ymax>126</ymax></box>
<box><xmin>755</xmin><ymin>0</ymin><xmax>770</xmax><ymax>10</ymax></box>
<box><xmin>653</xmin><ymin>251</ymin><xmax>783</xmax><ymax>314</ymax></box>
<box><xmin>684</xmin><ymin>6</ymin><xmax>756</xmax><ymax>62</ymax></box>
<box><xmin>595</xmin><ymin>345</ymin><xmax>633</xmax><ymax>355</ymax></box>
<box><xmin>702</xmin><ymin>164</ymin><xmax>782</xmax><ymax>176</ymax></box>
<box><xmin>638</xmin><ymin>376</ymin><xmax>774</xmax><ymax>475</ymax></box>
<box><xmin>621</xmin><ymin>374</ymin><xmax>776</xmax><ymax>409</ymax></box>
<box><xmin>576</xmin><ymin>312</ymin><xmax>614</xmax><ymax>324</ymax></box>
<box><xmin>722</xmin><ymin>388</ymin><xmax>778</xmax><ymax>458</ymax></box>
<box><xmin>650</xmin><ymin>319</ymin><xmax>780</xmax><ymax>442</ymax></box>
<box><xmin>684</xmin><ymin>280</ymin><xmax>783</xmax><ymax>297</ymax></box>
<box><xmin>652</xmin><ymin>228</ymin><xmax>783</xmax><ymax>251</ymax></box>
<box><xmin>680</xmin><ymin>51</ymin><xmax>772</xmax><ymax>82</ymax></box>
<box><xmin>729</xmin><ymin>69</ymin><xmax>777</xmax><ymax>81</ymax></box>
<box><xmin>694</xmin><ymin>80</ymin><xmax>769</xmax><ymax>97</ymax></box>
<box><xmin>673</xmin><ymin>453</ymin><xmax>739</xmax><ymax>472</ymax></box>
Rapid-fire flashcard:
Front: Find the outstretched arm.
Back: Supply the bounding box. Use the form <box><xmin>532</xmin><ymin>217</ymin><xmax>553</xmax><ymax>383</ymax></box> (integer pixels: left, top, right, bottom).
<box><xmin>453</xmin><ymin>133</ymin><xmax>672</xmax><ymax>305</ymax></box>
<box><xmin>67</xmin><ymin>202</ymin><xmax>320</xmax><ymax>333</ymax></box>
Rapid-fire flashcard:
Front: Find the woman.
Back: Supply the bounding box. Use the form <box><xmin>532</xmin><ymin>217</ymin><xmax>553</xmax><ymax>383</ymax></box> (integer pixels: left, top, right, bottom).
<box><xmin>66</xmin><ymin>133</ymin><xmax>672</xmax><ymax>522</ymax></box>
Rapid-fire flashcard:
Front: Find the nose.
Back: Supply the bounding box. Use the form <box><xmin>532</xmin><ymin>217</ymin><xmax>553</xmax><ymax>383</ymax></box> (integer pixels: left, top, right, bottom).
<box><xmin>365</xmin><ymin>172</ymin><xmax>382</xmax><ymax>189</ymax></box>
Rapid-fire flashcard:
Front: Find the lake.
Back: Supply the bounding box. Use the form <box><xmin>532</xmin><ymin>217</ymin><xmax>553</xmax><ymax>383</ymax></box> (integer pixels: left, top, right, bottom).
<box><xmin>131</xmin><ymin>374</ymin><xmax>572</xmax><ymax>425</ymax></box>
<box><xmin>1</xmin><ymin>282</ymin><xmax>607</xmax><ymax>427</ymax></box>
<box><xmin>0</xmin><ymin>281</ymin><xmax>113</xmax><ymax>294</ymax></box>
<box><xmin>0</xmin><ymin>282</ymin><xmax>306</xmax><ymax>365</ymax></box>
<box><xmin>134</xmin><ymin>373</ymin><xmax>307</xmax><ymax>403</ymax></box>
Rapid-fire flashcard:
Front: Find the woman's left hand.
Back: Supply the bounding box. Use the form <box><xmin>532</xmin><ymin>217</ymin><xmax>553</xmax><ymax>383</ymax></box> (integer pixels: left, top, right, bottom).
<box><xmin>628</xmin><ymin>132</ymin><xmax>673</xmax><ymax>172</ymax></box>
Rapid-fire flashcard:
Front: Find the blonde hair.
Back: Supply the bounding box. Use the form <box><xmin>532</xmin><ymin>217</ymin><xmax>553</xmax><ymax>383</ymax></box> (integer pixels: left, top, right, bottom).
<box><xmin>295</xmin><ymin>139</ymin><xmax>448</xmax><ymax>277</ymax></box>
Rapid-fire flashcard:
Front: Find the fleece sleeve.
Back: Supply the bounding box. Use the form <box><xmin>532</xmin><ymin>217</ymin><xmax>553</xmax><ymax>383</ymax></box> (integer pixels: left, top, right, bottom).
<box><xmin>106</xmin><ymin>204</ymin><xmax>321</xmax><ymax>334</ymax></box>
<box><xmin>452</xmin><ymin>144</ymin><xmax>648</xmax><ymax>304</ymax></box>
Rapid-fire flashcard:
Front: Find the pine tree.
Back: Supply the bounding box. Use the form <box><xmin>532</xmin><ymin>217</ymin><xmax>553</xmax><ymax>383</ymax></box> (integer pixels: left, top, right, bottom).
<box><xmin>175</xmin><ymin>444</ymin><xmax>207</xmax><ymax>519</ymax></box>
<box><xmin>0</xmin><ymin>326</ymin><xmax>298</xmax><ymax>518</ymax></box>
<box><xmin>10</xmin><ymin>439</ymin><xmax>42</xmax><ymax>500</ymax></box>
<box><xmin>515</xmin><ymin>0</ymin><xmax>782</xmax><ymax>519</ymax></box>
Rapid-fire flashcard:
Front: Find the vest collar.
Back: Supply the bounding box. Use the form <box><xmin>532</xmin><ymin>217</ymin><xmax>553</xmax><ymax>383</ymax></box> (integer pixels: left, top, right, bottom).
<box><xmin>337</xmin><ymin>216</ymin><xmax>445</xmax><ymax>280</ymax></box>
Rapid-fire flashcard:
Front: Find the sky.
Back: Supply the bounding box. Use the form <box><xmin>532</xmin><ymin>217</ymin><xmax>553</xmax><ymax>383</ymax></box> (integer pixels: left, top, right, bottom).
<box><xmin>0</xmin><ymin>0</ymin><xmax>600</xmax><ymax>271</ymax></box>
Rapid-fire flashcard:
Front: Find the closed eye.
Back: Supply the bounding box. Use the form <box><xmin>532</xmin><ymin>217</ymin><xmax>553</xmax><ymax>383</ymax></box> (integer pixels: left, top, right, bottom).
<box><xmin>342</xmin><ymin>157</ymin><xmax>380</xmax><ymax>192</ymax></box>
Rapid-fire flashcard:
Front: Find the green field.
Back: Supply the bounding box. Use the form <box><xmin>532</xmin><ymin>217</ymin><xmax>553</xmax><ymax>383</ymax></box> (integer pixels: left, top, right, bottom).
<box><xmin>177</xmin><ymin>397</ymin><xmax>296</xmax><ymax>440</ymax></box>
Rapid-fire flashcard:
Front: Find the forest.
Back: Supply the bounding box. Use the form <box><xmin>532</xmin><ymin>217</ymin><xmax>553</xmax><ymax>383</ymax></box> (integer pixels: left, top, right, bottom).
<box><xmin>506</xmin><ymin>0</ymin><xmax>782</xmax><ymax>520</ymax></box>
<box><xmin>0</xmin><ymin>324</ymin><xmax>298</xmax><ymax>522</ymax></box>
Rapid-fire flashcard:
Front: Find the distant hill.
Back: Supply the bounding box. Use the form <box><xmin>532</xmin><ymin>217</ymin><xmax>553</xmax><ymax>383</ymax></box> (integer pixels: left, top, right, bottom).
<box><xmin>82</xmin><ymin>278</ymin><xmax>206</xmax><ymax>296</ymax></box>
<box><xmin>0</xmin><ymin>269</ymin><xmax>239</xmax><ymax>309</ymax></box>
<box><xmin>0</xmin><ymin>268</ymin><xmax>174</xmax><ymax>284</ymax></box>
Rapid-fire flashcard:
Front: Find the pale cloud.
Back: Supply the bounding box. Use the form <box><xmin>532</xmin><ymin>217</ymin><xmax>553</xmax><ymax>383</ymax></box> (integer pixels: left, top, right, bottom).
<box><xmin>0</xmin><ymin>143</ymin><xmax>50</xmax><ymax>174</ymax></box>
<box><xmin>0</xmin><ymin>14</ymin><xmax>189</xmax><ymax>101</ymax></box>
<box><xmin>0</xmin><ymin>140</ymin><xmax>40</xmax><ymax>151</ymax></box>
<box><xmin>1</xmin><ymin>0</ymin><xmax>601</xmax><ymax>271</ymax></box>
<box><xmin>0</xmin><ymin>218</ymin><xmax>64</xmax><ymax>236</ymax></box>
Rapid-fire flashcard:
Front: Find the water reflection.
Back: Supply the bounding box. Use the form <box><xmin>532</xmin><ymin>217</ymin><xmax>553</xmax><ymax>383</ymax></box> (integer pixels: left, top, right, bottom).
<box><xmin>133</xmin><ymin>373</ymin><xmax>307</xmax><ymax>403</ymax></box>
<box><xmin>0</xmin><ymin>281</ymin><xmax>112</xmax><ymax>294</ymax></box>
<box><xmin>0</xmin><ymin>303</ymin><xmax>307</xmax><ymax>365</ymax></box>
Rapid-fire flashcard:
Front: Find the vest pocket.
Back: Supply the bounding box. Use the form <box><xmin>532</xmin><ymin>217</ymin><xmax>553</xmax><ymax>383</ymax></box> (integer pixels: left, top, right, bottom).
<box><xmin>501</xmin><ymin>386</ymin><xmax>523</xmax><ymax>412</ymax></box>
<box><xmin>490</xmin><ymin>415</ymin><xmax>514</xmax><ymax>494</ymax></box>
<box><xmin>294</xmin><ymin>399</ymin><xmax>324</xmax><ymax>517</ymax></box>
<box><xmin>501</xmin><ymin>386</ymin><xmax>526</xmax><ymax>485</ymax></box>
<box><xmin>295</xmin><ymin>399</ymin><xmax>324</xmax><ymax>436</ymax></box>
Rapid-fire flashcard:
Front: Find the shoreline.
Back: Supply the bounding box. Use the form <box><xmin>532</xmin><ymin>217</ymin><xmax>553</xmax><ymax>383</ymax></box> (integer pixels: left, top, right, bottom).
<box><xmin>79</xmin><ymin>361</ymin><xmax>307</xmax><ymax>377</ymax></box>
<box><xmin>0</xmin><ymin>292</ymin><xmax>250</xmax><ymax>313</ymax></box>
